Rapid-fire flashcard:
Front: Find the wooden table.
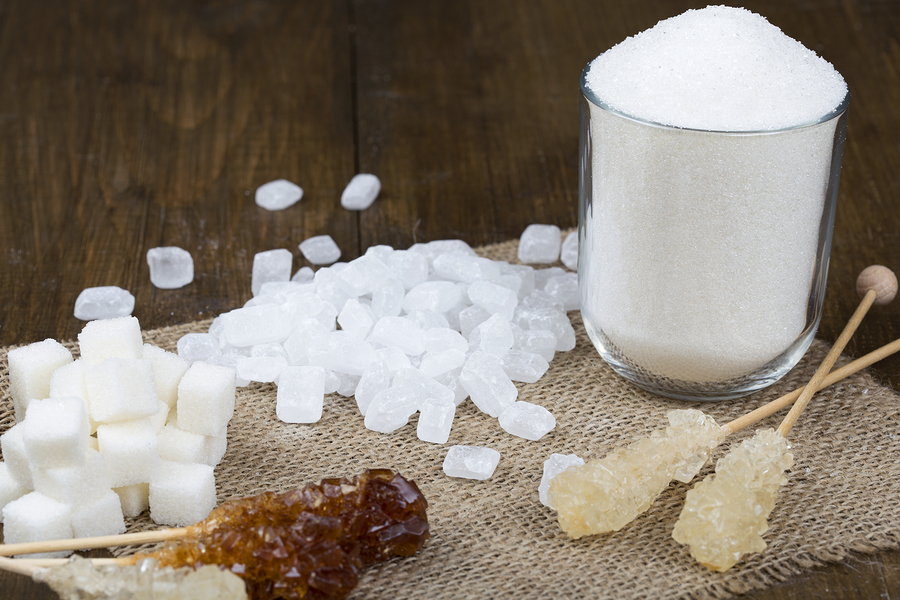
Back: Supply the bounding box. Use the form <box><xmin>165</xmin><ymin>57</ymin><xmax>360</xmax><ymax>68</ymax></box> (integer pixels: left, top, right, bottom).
<box><xmin>0</xmin><ymin>1</ymin><xmax>897</xmax><ymax>598</ymax></box>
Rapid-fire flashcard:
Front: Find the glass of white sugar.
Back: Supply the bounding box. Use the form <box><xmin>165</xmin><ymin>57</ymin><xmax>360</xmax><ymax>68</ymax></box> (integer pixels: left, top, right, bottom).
<box><xmin>578</xmin><ymin>6</ymin><xmax>850</xmax><ymax>400</ymax></box>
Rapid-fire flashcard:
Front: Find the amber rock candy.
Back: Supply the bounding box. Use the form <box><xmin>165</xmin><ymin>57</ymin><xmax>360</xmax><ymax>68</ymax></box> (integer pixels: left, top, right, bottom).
<box><xmin>129</xmin><ymin>469</ymin><xmax>429</xmax><ymax>600</ymax></box>
<box><xmin>672</xmin><ymin>428</ymin><xmax>793</xmax><ymax>571</ymax></box>
<box><xmin>549</xmin><ymin>409</ymin><xmax>724</xmax><ymax>538</ymax></box>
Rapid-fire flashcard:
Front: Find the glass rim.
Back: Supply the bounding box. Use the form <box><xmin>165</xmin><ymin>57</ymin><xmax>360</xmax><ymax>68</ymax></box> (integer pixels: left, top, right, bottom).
<box><xmin>579</xmin><ymin>61</ymin><xmax>851</xmax><ymax>135</ymax></box>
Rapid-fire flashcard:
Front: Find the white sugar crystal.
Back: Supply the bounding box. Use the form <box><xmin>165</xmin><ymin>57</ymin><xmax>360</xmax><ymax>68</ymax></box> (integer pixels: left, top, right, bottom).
<box><xmin>71</xmin><ymin>490</ymin><xmax>125</xmax><ymax>538</ymax></box>
<box><xmin>478</xmin><ymin>313</ymin><xmax>514</xmax><ymax>357</ymax></box>
<box><xmin>516</xmin><ymin>306</ymin><xmax>577</xmax><ymax>352</ymax></box>
<box><xmin>369</xmin><ymin>317</ymin><xmax>425</xmax><ymax>356</ymax></box>
<box><xmin>459</xmin><ymin>351</ymin><xmax>517</xmax><ymax>417</ymax></box>
<box><xmin>544</xmin><ymin>273</ymin><xmax>579</xmax><ymax>311</ymax></box>
<box><xmin>113</xmin><ymin>483</ymin><xmax>149</xmax><ymax>518</ymax></box>
<box><xmin>393</xmin><ymin>367</ymin><xmax>455</xmax><ymax>407</ymax></box>
<box><xmin>77</xmin><ymin>316</ymin><xmax>143</xmax><ymax>366</ymax></box>
<box><xmin>292</xmin><ymin>266</ymin><xmax>315</xmax><ymax>283</ymax></box>
<box><xmin>220</xmin><ymin>305</ymin><xmax>291</xmax><ymax>347</ymax></box>
<box><xmin>338</xmin><ymin>299</ymin><xmax>376</xmax><ymax>340</ymax></box>
<box><xmin>323</xmin><ymin>369</ymin><xmax>341</xmax><ymax>394</ymax></box>
<box><xmin>341</xmin><ymin>173</ymin><xmax>381</xmax><ymax>210</ymax></box>
<box><xmin>375</xmin><ymin>347</ymin><xmax>412</xmax><ymax>374</ymax></box>
<box><xmin>459</xmin><ymin>305</ymin><xmax>491</xmax><ymax>339</ymax></box>
<box><xmin>236</xmin><ymin>355</ymin><xmax>286</xmax><ymax>384</ymax></box>
<box><xmin>409</xmin><ymin>239</ymin><xmax>476</xmax><ymax>264</ymax></box>
<box><xmin>389</xmin><ymin>250</ymin><xmax>430</xmax><ymax>290</ymax></box>
<box><xmin>74</xmin><ymin>286</ymin><xmax>135</xmax><ymax>320</ymax></box>
<box><xmin>149</xmin><ymin>461</ymin><xmax>216</xmax><ymax>526</ymax></box>
<box><xmin>371</xmin><ymin>278</ymin><xmax>405</xmax><ymax>320</ymax></box>
<box><xmin>502</xmin><ymin>350</ymin><xmax>550</xmax><ymax>383</ymax></box>
<box><xmin>23</xmin><ymin>397</ymin><xmax>90</xmax><ymax>469</ymax></box>
<box><xmin>539</xmin><ymin>453</ymin><xmax>584</xmax><ymax>508</ymax></box>
<box><xmin>338</xmin><ymin>256</ymin><xmax>393</xmax><ymax>296</ymax></box>
<box><xmin>498</xmin><ymin>401</ymin><xmax>556</xmax><ymax>441</ymax></box>
<box><xmin>365</xmin><ymin>244</ymin><xmax>394</xmax><ymax>265</ymax></box>
<box><xmin>417</xmin><ymin>398</ymin><xmax>456</xmax><ymax>444</ymax></box>
<box><xmin>518</xmin><ymin>224</ymin><xmax>561</xmax><ymax>264</ymax></box>
<box><xmin>299</xmin><ymin>235</ymin><xmax>342</xmax><ymax>265</ymax></box>
<box><xmin>142</xmin><ymin>344</ymin><xmax>191</xmax><ymax>408</ymax></box>
<box><xmin>405</xmin><ymin>310</ymin><xmax>450</xmax><ymax>331</ymax></box>
<box><xmin>442</xmin><ymin>445</ymin><xmax>500</xmax><ymax>480</ymax></box>
<box><xmin>523</xmin><ymin>289</ymin><xmax>565</xmax><ymax>313</ymax></box>
<box><xmin>7</xmin><ymin>338</ymin><xmax>73</xmax><ymax>421</ymax></box>
<box><xmin>314</xmin><ymin>267</ymin><xmax>355</xmax><ymax>311</ymax></box>
<box><xmin>146</xmin><ymin>247</ymin><xmax>194</xmax><ymax>289</ymax></box>
<box><xmin>176</xmin><ymin>333</ymin><xmax>220</xmax><ymax>362</ymax></box>
<box><xmin>3</xmin><ymin>492</ymin><xmax>73</xmax><ymax>558</ymax></box>
<box><xmin>334</xmin><ymin>372</ymin><xmax>361</xmax><ymax>397</ymax></box>
<box><xmin>437</xmin><ymin>369</ymin><xmax>469</xmax><ymax>405</ymax></box>
<box><xmin>0</xmin><ymin>464</ymin><xmax>29</xmax><ymax>521</ymax></box>
<box><xmin>423</xmin><ymin>328</ymin><xmax>468</xmax><ymax>354</ymax></box>
<box><xmin>533</xmin><ymin>267</ymin><xmax>567</xmax><ymax>291</ymax></box>
<box><xmin>561</xmin><ymin>231</ymin><xmax>578</xmax><ymax>271</ymax></box>
<box><xmin>420</xmin><ymin>349</ymin><xmax>467</xmax><ymax>379</ymax></box>
<box><xmin>467</xmin><ymin>280</ymin><xmax>518</xmax><ymax>321</ymax></box>
<box><xmin>355</xmin><ymin>360</ymin><xmax>391</xmax><ymax>416</ymax></box>
<box><xmin>252</xmin><ymin>249</ymin><xmax>293</xmax><ymax>296</ymax></box>
<box><xmin>499</xmin><ymin>263</ymin><xmax>536</xmax><ymax>299</ymax></box>
<box><xmin>255</xmin><ymin>179</ymin><xmax>303</xmax><ymax>211</ymax></box>
<box><xmin>1</xmin><ymin>424</ymin><xmax>34</xmax><ymax>489</ymax></box>
<box><xmin>282</xmin><ymin>321</ymin><xmax>329</xmax><ymax>365</ymax></box>
<box><xmin>276</xmin><ymin>366</ymin><xmax>326</xmax><ymax>423</ymax></box>
<box><xmin>307</xmin><ymin>331</ymin><xmax>377</xmax><ymax>375</ymax></box>
<box><xmin>364</xmin><ymin>387</ymin><xmax>419</xmax><ymax>434</ymax></box>
<box><xmin>177</xmin><ymin>362</ymin><xmax>236</xmax><ymax>436</ymax></box>
<box><xmin>85</xmin><ymin>358</ymin><xmax>161</xmax><ymax>423</ymax></box>
<box><xmin>97</xmin><ymin>419</ymin><xmax>159</xmax><ymax>488</ymax></box>
<box><xmin>432</xmin><ymin>254</ymin><xmax>501</xmax><ymax>283</ymax></box>
<box><xmin>402</xmin><ymin>281</ymin><xmax>463</xmax><ymax>313</ymax></box>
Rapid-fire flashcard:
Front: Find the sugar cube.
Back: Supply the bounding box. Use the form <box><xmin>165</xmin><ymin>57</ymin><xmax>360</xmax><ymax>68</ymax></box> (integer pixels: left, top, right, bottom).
<box><xmin>0</xmin><ymin>424</ymin><xmax>34</xmax><ymax>489</ymax></box>
<box><xmin>176</xmin><ymin>362</ymin><xmax>236</xmax><ymax>436</ymax></box>
<box><xmin>442</xmin><ymin>445</ymin><xmax>500</xmax><ymax>480</ymax></box>
<box><xmin>0</xmin><ymin>464</ymin><xmax>29</xmax><ymax>521</ymax></box>
<box><xmin>97</xmin><ymin>419</ymin><xmax>160</xmax><ymax>487</ymax></box>
<box><xmin>149</xmin><ymin>461</ymin><xmax>217</xmax><ymax>526</ymax></box>
<box><xmin>114</xmin><ymin>483</ymin><xmax>150</xmax><ymax>518</ymax></box>
<box><xmin>142</xmin><ymin>344</ymin><xmax>191</xmax><ymax>408</ymax></box>
<box><xmin>2</xmin><ymin>492</ymin><xmax>73</xmax><ymax>558</ymax></box>
<box><xmin>23</xmin><ymin>397</ymin><xmax>91</xmax><ymax>469</ymax></box>
<box><xmin>84</xmin><ymin>358</ymin><xmax>161</xmax><ymax>423</ymax></box>
<box><xmin>70</xmin><ymin>489</ymin><xmax>126</xmax><ymax>538</ymax></box>
<box><xmin>146</xmin><ymin>246</ymin><xmax>194</xmax><ymax>289</ymax></box>
<box><xmin>158</xmin><ymin>424</ymin><xmax>211</xmax><ymax>464</ymax></box>
<box><xmin>7</xmin><ymin>338</ymin><xmax>73</xmax><ymax>421</ymax></box>
<box><xmin>77</xmin><ymin>316</ymin><xmax>143</xmax><ymax>366</ymax></box>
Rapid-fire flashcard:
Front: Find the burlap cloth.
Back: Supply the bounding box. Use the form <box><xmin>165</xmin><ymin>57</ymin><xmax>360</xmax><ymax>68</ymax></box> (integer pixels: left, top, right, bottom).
<box><xmin>2</xmin><ymin>237</ymin><xmax>900</xmax><ymax>600</ymax></box>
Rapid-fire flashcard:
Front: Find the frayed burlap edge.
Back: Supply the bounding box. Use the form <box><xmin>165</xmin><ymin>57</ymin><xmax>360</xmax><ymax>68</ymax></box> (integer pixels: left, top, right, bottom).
<box><xmin>2</xmin><ymin>236</ymin><xmax>900</xmax><ymax>600</ymax></box>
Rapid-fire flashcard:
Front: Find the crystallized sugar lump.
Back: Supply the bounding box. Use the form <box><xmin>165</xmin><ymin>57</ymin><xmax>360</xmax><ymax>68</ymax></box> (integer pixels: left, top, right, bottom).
<box><xmin>146</xmin><ymin>246</ymin><xmax>194</xmax><ymax>289</ymax></box>
<box><xmin>73</xmin><ymin>286</ymin><xmax>136</xmax><ymax>321</ymax></box>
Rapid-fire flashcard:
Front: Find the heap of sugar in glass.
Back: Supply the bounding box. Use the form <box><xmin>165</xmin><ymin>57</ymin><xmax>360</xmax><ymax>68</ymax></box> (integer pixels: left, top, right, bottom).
<box><xmin>581</xmin><ymin>6</ymin><xmax>848</xmax><ymax>382</ymax></box>
<box><xmin>1</xmin><ymin>316</ymin><xmax>236</xmax><ymax>555</ymax></box>
<box><xmin>183</xmin><ymin>229</ymin><xmax>577</xmax><ymax>480</ymax></box>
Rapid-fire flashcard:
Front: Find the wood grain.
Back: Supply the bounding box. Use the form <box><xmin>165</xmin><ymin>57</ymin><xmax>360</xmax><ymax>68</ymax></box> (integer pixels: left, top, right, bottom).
<box><xmin>0</xmin><ymin>1</ymin><xmax>898</xmax><ymax>598</ymax></box>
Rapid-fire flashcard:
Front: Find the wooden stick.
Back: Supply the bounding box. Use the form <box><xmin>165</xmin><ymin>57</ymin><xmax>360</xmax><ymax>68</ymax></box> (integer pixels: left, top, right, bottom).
<box><xmin>722</xmin><ymin>336</ymin><xmax>900</xmax><ymax>435</ymax></box>
<box><xmin>0</xmin><ymin>527</ymin><xmax>189</xmax><ymax>557</ymax></box>
<box><xmin>0</xmin><ymin>555</ymin><xmax>40</xmax><ymax>577</ymax></box>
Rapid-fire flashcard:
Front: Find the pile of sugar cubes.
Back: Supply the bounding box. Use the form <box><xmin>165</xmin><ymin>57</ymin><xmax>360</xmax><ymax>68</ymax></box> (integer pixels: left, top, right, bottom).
<box><xmin>1</xmin><ymin>316</ymin><xmax>236</xmax><ymax>555</ymax></box>
<box><xmin>179</xmin><ymin>224</ymin><xmax>579</xmax><ymax>481</ymax></box>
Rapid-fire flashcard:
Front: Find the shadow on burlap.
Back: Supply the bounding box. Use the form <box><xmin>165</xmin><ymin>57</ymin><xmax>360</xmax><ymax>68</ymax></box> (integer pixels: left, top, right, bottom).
<box><xmin>2</xmin><ymin>237</ymin><xmax>900</xmax><ymax>600</ymax></box>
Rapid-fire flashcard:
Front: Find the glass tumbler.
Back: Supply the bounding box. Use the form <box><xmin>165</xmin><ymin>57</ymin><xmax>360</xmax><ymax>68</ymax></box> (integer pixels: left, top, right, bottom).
<box><xmin>578</xmin><ymin>64</ymin><xmax>851</xmax><ymax>401</ymax></box>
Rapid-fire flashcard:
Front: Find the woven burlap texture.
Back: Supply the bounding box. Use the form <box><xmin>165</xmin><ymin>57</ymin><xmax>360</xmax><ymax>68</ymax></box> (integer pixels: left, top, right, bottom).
<box><xmin>2</xmin><ymin>237</ymin><xmax>900</xmax><ymax>600</ymax></box>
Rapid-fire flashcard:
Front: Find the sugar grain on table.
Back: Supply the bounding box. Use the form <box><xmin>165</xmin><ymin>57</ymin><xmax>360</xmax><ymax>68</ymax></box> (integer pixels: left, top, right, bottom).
<box><xmin>340</xmin><ymin>173</ymin><xmax>381</xmax><ymax>210</ymax></box>
<box><xmin>442</xmin><ymin>445</ymin><xmax>500</xmax><ymax>480</ymax></box>
<box><xmin>255</xmin><ymin>179</ymin><xmax>303</xmax><ymax>211</ymax></box>
<box><xmin>498</xmin><ymin>401</ymin><xmax>556</xmax><ymax>441</ymax></box>
<box><xmin>146</xmin><ymin>247</ymin><xmax>194</xmax><ymax>289</ymax></box>
<box><xmin>417</xmin><ymin>398</ymin><xmax>456</xmax><ymax>444</ymax></box>
<box><xmin>73</xmin><ymin>286</ymin><xmax>135</xmax><ymax>321</ymax></box>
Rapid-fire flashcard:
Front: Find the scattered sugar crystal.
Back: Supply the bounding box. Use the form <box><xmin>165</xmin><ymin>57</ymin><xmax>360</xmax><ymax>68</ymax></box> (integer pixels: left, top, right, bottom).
<box><xmin>339</xmin><ymin>299</ymin><xmax>376</xmax><ymax>340</ymax></box>
<box><xmin>376</xmin><ymin>347</ymin><xmax>412</xmax><ymax>374</ymax></box>
<box><xmin>1</xmin><ymin>424</ymin><xmax>34</xmax><ymax>489</ymax></box>
<box><xmin>371</xmin><ymin>278</ymin><xmax>405</xmax><ymax>320</ymax></box>
<box><xmin>142</xmin><ymin>345</ymin><xmax>191</xmax><ymax>408</ymax></box>
<box><xmin>403</xmin><ymin>281</ymin><xmax>463</xmax><ymax>314</ymax></box>
<box><xmin>23</xmin><ymin>397</ymin><xmax>91</xmax><ymax>469</ymax></box>
<box><xmin>276</xmin><ymin>366</ymin><xmax>326</xmax><ymax>423</ymax></box>
<box><xmin>146</xmin><ymin>247</ymin><xmax>194</xmax><ymax>289</ymax></box>
<box><xmin>323</xmin><ymin>369</ymin><xmax>341</xmax><ymax>394</ymax></box>
<box><xmin>389</xmin><ymin>250</ymin><xmax>430</xmax><ymax>290</ymax></box>
<box><xmin>459</xmin><ymin>351</ymin><xmax>517</xmax><ymax>417</ymax></box>
<box><xmin>432</xmin><ymin>254</ymin><xmax>501</xmax><ymax>283</ymax></box>
<box><xmin>405</xmin><ymin>309</ymin><xmax>450</xmax><ymax>331</ymax></box>
<box><xmin>2</xmin><ymin>492</ymin><xmax>73</xmax><ymax>558</ymax></box>
<box><xmin>313</xmin><ymin>267</ymin><xmax>355</xmax><ymax>311</ymax></box>
<box><xmin>561</xmin><ymin>231</ymin><xmax>578</xmax><ymax>271</ymax></box>
<box><xmin>334</xmin><ymin>372</ymin><xmax>361</xmax><ymax>397</ymax></box>
<box><xmin>149</xmin><ymin>461</ymin><xmax>217</xmax><ymax>526</ymax></box>
<box><xmin>176</xmin><ymin>333</ymin><xmax>220</xmax><ymax>362</ymax></box>
<box><xmin>364</xmin><ymin>387</ymin><xmax>419</xmax><ymax>433</ymax></box>
<box><xmin>501</xmin><ymin>350</ymin><xmax>550</xmax><ymax>383</ymax></box>
<box><xmin>341</xmin><ymin>173</ymin><xmax>381</xmax><ymax>210</ymax></box>
<box><xmin>522</xmin><ymin>289</ymin><xmax>565</xmax><ymax>313</ymax></box>
<box><xmin>7</xmin><ymin>338</ymin><xmax>73</xmax><ymax>421</ymax></box>
<box><xmin>498</xmin><ymin>401</ymin><xmax>556</xmax><ymax>441</ymax></box>
<box><xmin>393</xmin><ymin>367</ymin><xmax>456</xmax><ymax>407</ymax></box>
<box><xmin>417</xmin><ymin>398</ymin><xmax>456</xmax><ymax>444</ymax></box>
<box><xmin>364</xmin><ymin>244</ymin><xmax>394</xmax><ymax>264</ymax></box>
<box><xmin>467</xmin><ymin>280</ymin><xmax>518</xmax><ymax>321</ymax></box>
<box><xmin>282</xmin><ymin>321</ymin><xmax>329</xmax><ymax>365</ymax></box>
<box><xmin>518</xmin><ymin>224</ymin><xmax>561</xmax><ymax>264</ymax></box>
<box><xmin>77</xmin><ymin>316</ymin><xmax>143</xmax><ymax>366</ymax></box>
<box><xmin>442</xmin><ymin>445</ymin><xmax>500</xmax><ymax>480</ymax></box>
<box><xmin>338</xmin><ymin>256</ymin><xmax>393</xmax><ymax>297</ymax></box>
<box><xmin>220</xmin><ymin>305</ymin><xmax>291</xmax><ymax>347</ymax></box>
<box><xmin>499</xmin><ymin>263</ymin><xmax>536</xmax><ymax>299</ymax></box>
<box><xmin>236</xmin><ymin>355</ymin><xmax>286</xmax><ymax>384</ymax></box>
<box><xmin>369</xmin><ymin>317</ymin><xmax>425</xmax><ymax>356</ymax></box>
<box><xmin>85</xmin><ymin>358</ymin><xmax>161</xmax><ymax>423</ymax></box>
<box><xmin>420</xmin><ymin>349</ymin><xmax>467</xmax><ymax>379</ymax></box>
<box><xmin>544</xmin><ymin>273</ymin><xmax>579</xmax><ymax>311</ymax></box>
<box><xmin>97</xmin><ymin>419</ymin><xmax>160</xmax><ymax>488</ymax></box>
<box><xmin>71</xmin><ymin>489</ymin><xmax>126</xmax><ymax>538</ymax></box>
<box><xmin>255</xmin><ymin>179</ymin><xmax>303</xmax><ymax>211</ymax></box>
<box><xmin>437</xmin><ymin>369</ymin><xmax>469</xmax><ymax>405</ymax></box>
<box><xmin>539</xmin><ymin>453</ymin><xmax>584</xmax><ymax>508</ymax></box>
<box><xmin>459</xmin><ymin>305</ymin><xmax>491</xmax><ymax>339</ymax></box>
<box><xmin>355</xmin><ymin>360</ymin><xmax>391</xmax><ymax>416</ymax></box>
<box><xmin>513</xmin><ymin>327</ymin><xmax>557</xmax><ymax>361</ymax></box>
<box><xmin>0</xmin><ymin>464</ymin><xmax>29</xmax><ymax>521</ymax></box>
<box><xmin>113</xmin><ymin>482</ymin><xmax>150</xmax><ymax>518</ymax></box>
<box><xmin>177</xmin><ymin>362</ymin><xmax>236</xmax><ymax>436</ymax></box>
<box><xmin>516</xmin><ymin>306</ymin><xmax>576</xmax><ymax>351</ymax></box>
<box><xmin>533</xmin><ymin>267</ymin><xmax>567</xmax><ymax>291</ymax></box>
<box><xmin>478</xmin><ymin>313</ymin><xmax>514</xmax><ymax>357</ymax></box>
<box><xmin>74</xmin><ymin>286</ymin><xmax>135</xmax><ymax>320</ymax></box>
<box><xmin>423</xmin><ymin>328</ymin><xmax>468</xmax><ymax>354</ymax></box>
<box><xmin>251</xmin><ymin>249</ymin><xmax>293</xmax><ymax>297</ymax></box>
<box><xmin>291</xmin><ymin>266</ymin><xmax>315</xmax><ymax>283</ymax></box>
<box><xmin>307</xmin><ymin>331</ymin><xmax>377</xmax><ymax>375</ymax></box>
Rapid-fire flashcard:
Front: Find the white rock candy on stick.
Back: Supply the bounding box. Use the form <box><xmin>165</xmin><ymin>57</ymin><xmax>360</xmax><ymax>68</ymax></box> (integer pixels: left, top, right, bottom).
<box><xmin>673</xmin><ymin>266</ymin><xmax>897</xmax><ymax>571</ymax></box>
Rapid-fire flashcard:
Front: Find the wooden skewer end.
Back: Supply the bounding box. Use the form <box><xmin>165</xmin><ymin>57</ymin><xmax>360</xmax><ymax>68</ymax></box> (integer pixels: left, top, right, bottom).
<box><xmin>857</xmin><ymin>265</ymin><xmax>897</xmax><ymax>306</ymax></box>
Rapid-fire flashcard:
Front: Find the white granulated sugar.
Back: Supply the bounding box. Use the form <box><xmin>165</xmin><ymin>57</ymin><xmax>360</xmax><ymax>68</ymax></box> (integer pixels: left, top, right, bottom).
<box><xmin>442</xmin><ymin>445</ymin><xmax>500</xmax><ymax>480</ymax></box>
<box><xmin>585</xmin><ymin>6</ymin><xmax>848</xmax><ymax>131</ymax></box>
<box><xmin>146</xmin><ymin>247</ymin><xmax>194</xmax><ymax>289</ymax></box>
<box><xmin>74</xmin><ymin>286</ymin><xmax>135</xmax><ymax>321</ymax></box>
<box><xmin>539</xmin><ymin>453</ymin><xmax>584</xmax><ymax>508</ymax></box>
<box><xmin>340</xmin><ymin>173</ymin><xmax>381</xmax><ymax>210</ymax></box>
<box><xmin>255</xmin><ymin>179</ymin><xmax>303</xmax><ymax>211</ymax></box>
